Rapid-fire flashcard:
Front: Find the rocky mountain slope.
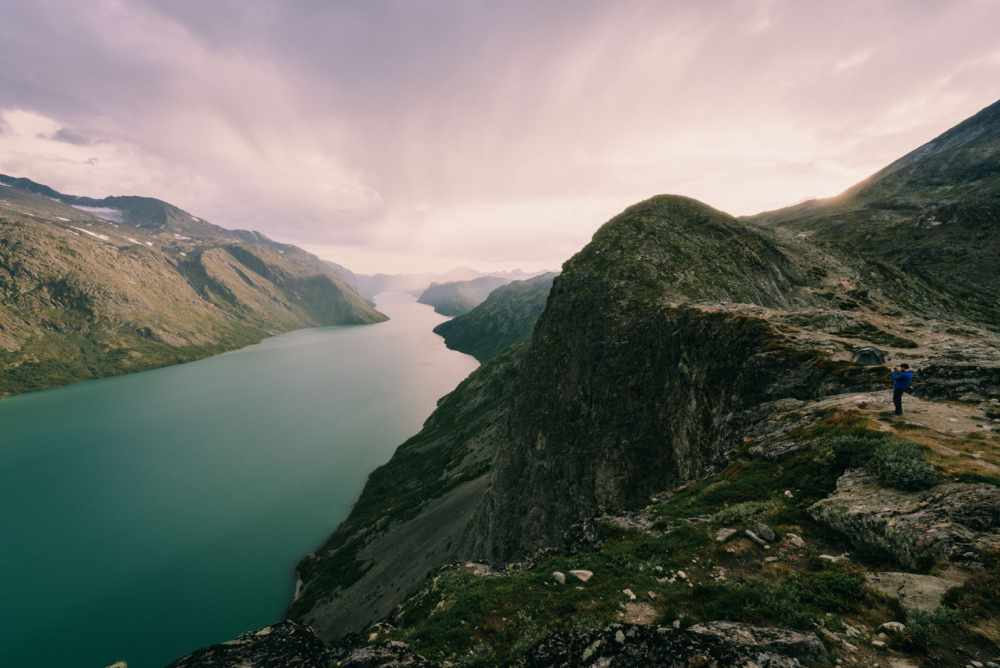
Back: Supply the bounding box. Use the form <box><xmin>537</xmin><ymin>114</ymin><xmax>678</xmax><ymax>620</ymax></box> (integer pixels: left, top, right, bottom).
<box><xmin>285</xmin><ymin>196</ymin><xmax>998</xmax><ymax>666</ymax></box>
<box><xmin>417</xmin><ymin>276</ymin><xmax>515</xmax><ymax>316</ymax></box>
<box><xmin>432</xmin><ymin>272</ymin><xmax>557</xmax><ymax>361</ymax></box>
<box><xmin>288</xmin><ymin>342</ymin><xmax>525</xmax><ymax>640</ymax></box>
<box><xmin>745</xmin><ymin>97</ymin><xmax>1000</xmax><ymax>323</ymax></box>
<box><xmin>179</xmin><ymin>99</ymin><xmax>1000</xmax><ymax>668</ymax></box>
<box><xmin>0</xmin><ymin>177</ymin><xmax>385</xmax><ymax>398</ymax></box>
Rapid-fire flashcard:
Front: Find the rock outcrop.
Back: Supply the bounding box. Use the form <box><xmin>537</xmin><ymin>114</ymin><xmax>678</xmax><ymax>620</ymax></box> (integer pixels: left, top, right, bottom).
<box><xmin>515</xmin><ymin>624</ymin><xmax>816</xmax><ymax>667</ymax></box>
<box><xmin>164</xmin><ymin>621</ymin><xmax>329</xmax><ymax>667</ymax></box>
<box><xmin>864</xmin><ymin>572</ymin><xmax>961</xmax><ymax>613</ymax></box>
<box><xmin>687</xmin><ymin>621</ymin><xmax>830</xmax><ymax>665</ymax></box>
<box><xmin>809</xmin><ymin>470</ymin><xmax>1000</xmax><ymax>565</ymax></box>
<box><xmin>338</xmin><ymin>641</ymin><xmax>434</xmax><ymax>668</ymax></box>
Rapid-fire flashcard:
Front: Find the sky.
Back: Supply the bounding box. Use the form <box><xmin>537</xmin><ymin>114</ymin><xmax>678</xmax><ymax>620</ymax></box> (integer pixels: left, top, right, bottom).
<box><xmin>2</xmin><ymin>1</ymin><xmax>1000</xmax><ymax>274</ymax></box>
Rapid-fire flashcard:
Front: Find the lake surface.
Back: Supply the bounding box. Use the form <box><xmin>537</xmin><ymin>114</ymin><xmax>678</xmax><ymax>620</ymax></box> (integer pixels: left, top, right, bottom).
<box><xmin>0</xmin><ymin>293</ymin><xmax>478</xmax><ymax>668</ymax></box>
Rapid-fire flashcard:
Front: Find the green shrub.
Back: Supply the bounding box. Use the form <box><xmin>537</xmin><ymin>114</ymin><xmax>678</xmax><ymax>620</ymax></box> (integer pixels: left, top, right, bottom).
<box><xmin>809</xmin><ymin>434</ymin><xmax>882</xmax><ymax>470</ymax></box>
<box><xmin>793</xmin><ymin>571</ymin><xmax>866</xmax><ymax>613</ymax></box>
<box><xmin>712</xmin><ymin>500</ymin><xmax>780</xmax><ymax>526</ymax></box>
<box><xmin>690</xmin><ymin>570</ymin><xmax>867</xmax><ymax>630</ymax></box>
<box><xmin>897</xmin><ymin>607</ymin><xmax>956</xmax><ymax>649</ymax></box>
<box><xmin>867</xmin><ymin>440</ymin><xmax>938</xmax><ymax>491</ymax></box>
<box><xmin>941</xmin><ymin>548</ymin><xmax>1000</xmax><ymax>619</ymax></box>
<box><xmin>985</xmin><ymin>407</ymin><xmax>1000</xmax><ymax>420</ymax></box>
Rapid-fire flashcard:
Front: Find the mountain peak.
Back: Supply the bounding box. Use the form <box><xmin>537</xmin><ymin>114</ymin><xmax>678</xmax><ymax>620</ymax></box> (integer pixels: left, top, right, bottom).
<box><xmin>849</xmin><ymin>95</ymin><xmax>1000</xmax><ymax>200</ymax></box>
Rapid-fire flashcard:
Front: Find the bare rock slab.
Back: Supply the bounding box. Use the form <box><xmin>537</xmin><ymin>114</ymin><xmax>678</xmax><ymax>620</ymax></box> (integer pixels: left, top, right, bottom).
<box><xmin>809</xmin><ymin>470</ymin><xmax>1000</xmax><ymax>566</ymax></box>
<box><xmin>515</xmin><ymin>624</ymin><xmax>817</xmax><ymax>667</ymax></box>
<box><xmin>340</xmin><ymin>641</ymin><xmax>434</xmax><ymax>668</ymax></box>
<box><xmin>688</xmin><ymin>621</ymin><xmax>830</xmax><ymax>665</ymax></box>
<box><xmin>865</xmin><ymin>572</ymin><xmax>957</xmax><ymax>613</ymax></box>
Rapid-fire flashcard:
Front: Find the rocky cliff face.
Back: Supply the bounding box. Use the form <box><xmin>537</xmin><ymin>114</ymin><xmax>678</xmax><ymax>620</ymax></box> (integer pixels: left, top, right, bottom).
<box><xmin>463</xmin><ymin>196</ymin><xmax>862</xmax><ymax>563</ymax></box>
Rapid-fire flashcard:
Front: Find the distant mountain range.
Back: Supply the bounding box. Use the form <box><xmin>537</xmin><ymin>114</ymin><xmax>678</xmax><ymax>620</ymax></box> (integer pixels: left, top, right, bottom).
<box><xmin>416</xmin><ymin>275</ymin><xmax>514</xmax><ymax>316</ymax></box>
<box><xmin>324</xmin><ymin>261</ymin><xmax>551</xmax><ymax>300</ymax></box>
<box><xmin>432</xmin><ymin>272</ymin><xmax>557</xmax><ymax>360</ymax></box>
<box><xmin>0</xmin><ymin>175</ymin><xmax>385</xmax><ymax>398</ymax></box>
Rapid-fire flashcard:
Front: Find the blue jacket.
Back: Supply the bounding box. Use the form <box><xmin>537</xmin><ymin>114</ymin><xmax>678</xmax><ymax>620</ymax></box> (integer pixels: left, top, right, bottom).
<box><xmin>892</xmin><ymin>371</ymin><xmax>913</xmax><ymax>389</ymax></box>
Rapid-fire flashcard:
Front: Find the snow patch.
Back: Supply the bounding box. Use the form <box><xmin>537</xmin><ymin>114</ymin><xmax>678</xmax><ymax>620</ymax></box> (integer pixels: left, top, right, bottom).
<box><xmin>0</xmin><ymin>182</ymin><xmax>9</xmax><ymax>187</ymax></box>
<box><xmin>70</xmin><ymin>226</ymin><xmax>110</xmax><ymax>241</ymax></box>
<box><xmin>57</xmin><ymin>217</ymin><xmax>70</xmax><ymax>221</ymax></box>
<box><xmin>71</xmin><ymin>205</ymin><xmax>124</xmax><ymax>224</ymax></box>
<box><xmin>128</xmin><ymin>238</ymin><xmax>141</xmax><ymax>244</ymax></box>
<box><xmin>179</xmin><ymin>252</ymin><xmax>187</xmax><ymax>256</ymax></box>
<box><xmin>145</xmin><ymin>242</ymin><xmax>153</xmax><ymax>246</ymax></box>
<box><xmin>173</xmin><ymin>233</ymin><xmax>191</xmax><ymax>240</ymax></box>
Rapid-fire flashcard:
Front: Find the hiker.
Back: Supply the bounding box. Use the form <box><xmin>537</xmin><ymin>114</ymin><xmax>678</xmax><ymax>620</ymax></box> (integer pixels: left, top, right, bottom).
<box><xmin>891</xmin><ymin>363</ymin><xmax>914</xmax><ymax>415</ymax></box>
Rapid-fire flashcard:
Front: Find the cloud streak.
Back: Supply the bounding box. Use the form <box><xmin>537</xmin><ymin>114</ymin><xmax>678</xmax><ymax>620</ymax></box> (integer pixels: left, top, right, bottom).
<box><xmin>1</xmin><ymin>0</ymin><xmax>999</xmax><ymax>272</ymax></box>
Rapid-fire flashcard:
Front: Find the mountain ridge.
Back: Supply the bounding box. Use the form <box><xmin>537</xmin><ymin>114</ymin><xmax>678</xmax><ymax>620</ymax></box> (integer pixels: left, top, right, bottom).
<box><xmin>432</xmin><ymin>272</ymin><xmax>558</xmax><ymax>361</ymax></box>
<box><xmin>416</xmin><ymin>275</ymin><xmax>514</xmax><ymax>316</ymax></box>
<box><xmin>0</xmin><ymin>176</ymin><xmax>385</xmax><ymax>398</ymax></box>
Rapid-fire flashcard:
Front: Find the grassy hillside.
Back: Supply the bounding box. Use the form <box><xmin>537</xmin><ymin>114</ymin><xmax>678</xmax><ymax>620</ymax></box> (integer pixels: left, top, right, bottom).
<box><xmin>0</xmin><ymin>179</ymin><xmax>385</xmax><ymax>398</ymax></box>
<box><xmin>432</xmin><ymin>272</ymin><xmax>557</xmax><ymax>361</ymax></box>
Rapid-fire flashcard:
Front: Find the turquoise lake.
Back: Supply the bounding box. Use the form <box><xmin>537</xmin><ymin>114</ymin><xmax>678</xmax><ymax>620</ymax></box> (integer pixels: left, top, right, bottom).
<box><xmin>0</xmin><ymin>292</ymin><xmax>479</xmax><ymax>668</ymax></box>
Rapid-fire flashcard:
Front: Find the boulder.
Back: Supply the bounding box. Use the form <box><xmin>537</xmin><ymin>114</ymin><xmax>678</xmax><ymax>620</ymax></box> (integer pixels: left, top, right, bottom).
<box><xmin>756</xmin><ymin>522</ymin><xmax>776</xmax><ymax>542</ymax></box>
<box><xmin>569</xmin><ymin>569</ymin><xmax>593</xmax><ymax>582</ymax></box>
<box><xmin>165</xmin><ymin>621</ymin><xmax>330</xmax><ymax>667</ymax></box>
<box><xmin>865</xmin><ymin>572</ymin><xmax>957</xmax><ymax>613</ymax></box>
<box><xmin>553</xmin><ymin>571</ymin><xmax>566</xmax><ymax>585</ymax></box>
<box><xmin>515</xmin><ymin>624</ymin><xmax>816</xmax><ymax>667</ymax></box>
<box><xmin>809</xmin><ymin>470</ymin><xmax>1000</xmax><ymax>566</ymax></box>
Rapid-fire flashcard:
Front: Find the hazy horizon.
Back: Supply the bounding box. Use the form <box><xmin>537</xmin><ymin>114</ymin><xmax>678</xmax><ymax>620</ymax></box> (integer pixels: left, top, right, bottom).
<box><xmin>2</xmin><ymin>0</ymin><xmax>1000</xmax><ymax>274</ymax></box>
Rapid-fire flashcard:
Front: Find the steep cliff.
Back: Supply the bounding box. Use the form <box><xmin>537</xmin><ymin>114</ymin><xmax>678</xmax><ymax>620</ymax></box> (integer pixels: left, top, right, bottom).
<box><xmin>462</xmin><ymin>196</ymin><xmax>847</xmax><ymax>562</ymax></box>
